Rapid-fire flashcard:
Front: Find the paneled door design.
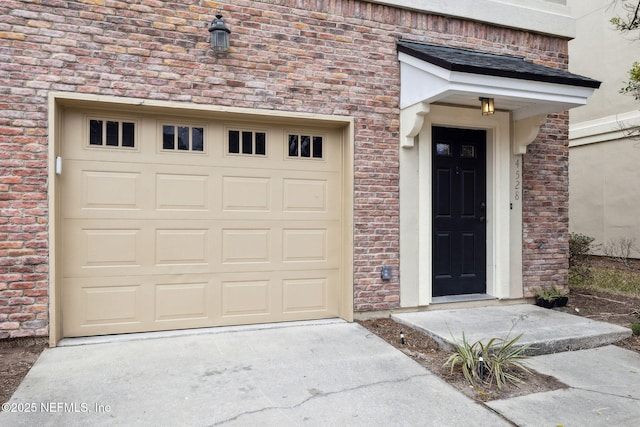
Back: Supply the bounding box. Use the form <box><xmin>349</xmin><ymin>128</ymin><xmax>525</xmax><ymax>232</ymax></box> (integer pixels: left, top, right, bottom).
<box><xmin>432</xmin><ymin>126</ymin><xmax>487</xmax><ymax>297</ymax></box>
<box><xmin>60</xmin><ymin>110</ymin><xmax>344</xmax><ymax>337</ymax></box>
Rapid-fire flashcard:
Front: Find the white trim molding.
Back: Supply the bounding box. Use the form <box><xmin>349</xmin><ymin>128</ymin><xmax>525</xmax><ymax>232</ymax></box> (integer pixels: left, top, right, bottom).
<box><xmin>372</xmin><ymin>0</ymin><xmax>574</xmax><ymax>38</ymax></box>
<box><xmin>569</xmin><ymin>110</ymin><xmax>640</xmax><ymax>147</ymax></box>
<box><xmin>399</xmin><ymin>52</ymin><xmax>597</xmax><ymax>121</ymax></box>
<box><xmin>399</xmin><ymin>106</ymin><xmax>515</xmax><ymax>307</ymax></box>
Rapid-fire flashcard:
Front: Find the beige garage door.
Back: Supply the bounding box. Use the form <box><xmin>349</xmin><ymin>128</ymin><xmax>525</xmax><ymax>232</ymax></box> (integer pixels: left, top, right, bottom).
<box><xmin>60</xmin><ymin>109</ymin><xmax>344</xmax><ymax>337</ymax></box>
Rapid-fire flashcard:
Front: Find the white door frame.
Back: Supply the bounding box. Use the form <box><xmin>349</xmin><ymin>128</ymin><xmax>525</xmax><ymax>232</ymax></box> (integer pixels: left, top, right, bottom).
<box><xmin>399</xmin><ymin>104</ymin><xmax>517</xmax><ymax>306</ymax></box>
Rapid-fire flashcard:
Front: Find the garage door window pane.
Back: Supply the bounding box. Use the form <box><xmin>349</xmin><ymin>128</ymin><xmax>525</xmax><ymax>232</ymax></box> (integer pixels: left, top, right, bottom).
<box><xmin>177</xmin><ymin>126</ymin><xmax>189</xmax><ymax>150</ymax></box>
<box><xmin>313</xmin><ymin>136</ymin><xmax>323</xmax><ymax>158</ymax></box>
<box><xmin>89</xmin><ymin>120</ymin><xmax>103</xmax><ymax>145</ymax></box>
<box><xmin>301</xmin><ymin>135</ymin><xmax>311</xmax><ymax>157</ymax></box>
<box><xmin>288</xmin><ymin>135</ymin><xmax>298</xmax><ymax>157</ymax></box>
<box><xmin>122</xmin><ymin>122</ymin><xmax>135</xmax><ymax>147</ymax></box>
<box><xmin>163</xmin><ymin>126</ymin><xmax>175</xmax><ymax>150</ymax></box>
<box><xmin>106</xmin><ymin>121</ymin><xmax>119</xmax><ymax>146</ymax></box>
<box><xmin>192</xmin><ymin>127</ymin><xmax>204</xmax><ymax>151</ymax></box>
<box><xmin>229</xmin><ymin>130</ymin><xmax>240</xmax><ymax>153</ymax></box>
<box><xmin>256</xmin><ymin>132</ymin><xmax>266</xmax><ymax>155</ymax></box>
<box><xmin>242</xmin><ymin>131</ymin><xmax>253</xmax><ymax>154</ymax></box>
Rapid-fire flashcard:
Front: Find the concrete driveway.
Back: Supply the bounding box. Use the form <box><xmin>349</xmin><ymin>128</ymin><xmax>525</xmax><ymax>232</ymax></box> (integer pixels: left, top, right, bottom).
<box><xmin>0</xmin><ymin>320</ymin><xmax>508</xmax><ymax>426</ymax></box>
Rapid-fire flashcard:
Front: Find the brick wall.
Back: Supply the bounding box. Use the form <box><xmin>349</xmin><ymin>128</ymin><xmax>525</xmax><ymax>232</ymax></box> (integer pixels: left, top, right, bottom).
<box><xmin>0</xmin><ymin>0</ymin><xmax>570</xmax><ymax>337</ymax></box>
<box><xmin>522</xmin><ymin>113</ymin><xmax>571</xmax><ymax>297</ymax></box>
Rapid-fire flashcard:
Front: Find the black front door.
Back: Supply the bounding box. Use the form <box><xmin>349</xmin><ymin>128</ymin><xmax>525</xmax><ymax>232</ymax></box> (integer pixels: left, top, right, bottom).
<box><xmin>432</xmin><ymin>126</ymin><xmax>486</xmax><ymax>297</ymax></box>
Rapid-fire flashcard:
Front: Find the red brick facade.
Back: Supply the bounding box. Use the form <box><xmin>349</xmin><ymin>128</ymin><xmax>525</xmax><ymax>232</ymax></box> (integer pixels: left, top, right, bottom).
<box><xmin>1</xmin><ymin>0</ymin><xmax>570</xmax><ymax>338</ymax></box>
<box><xmin>522</xmin><ymin>113</ymin><xmax>571</xmax><ymax>297</ymax></box>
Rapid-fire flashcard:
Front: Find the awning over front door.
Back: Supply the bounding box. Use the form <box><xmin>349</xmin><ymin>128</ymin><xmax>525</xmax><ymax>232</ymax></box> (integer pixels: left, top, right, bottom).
<box><xmin>398</xmin><ymin>41</ymin><xmax>600</xmax><ymax>119</ymax></box>
<box><xmin>397</xmin><ymin>40</ymin><xmax>601</xmax><ymax>152</ymax></box>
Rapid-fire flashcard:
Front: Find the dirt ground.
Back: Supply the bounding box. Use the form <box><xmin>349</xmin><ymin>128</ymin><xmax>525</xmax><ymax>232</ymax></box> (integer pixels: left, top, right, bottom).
<box><xmin>572</xmin><ymin>255</ymin><xmax>640</xmax><ymax>354</ymax></box>
<box><xmin>1</xmin><ymin>272</ymin><xmax>639</xmax><ymax>407</ymax></box>
<box><xmin>0</xmin><ymin>337</ymin><xmax>48</xmax><ymax>406</ymax></box>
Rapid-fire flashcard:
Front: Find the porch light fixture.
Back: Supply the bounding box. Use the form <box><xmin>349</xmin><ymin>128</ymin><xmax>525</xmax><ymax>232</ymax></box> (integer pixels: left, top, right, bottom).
<box><xmin>208</xmin><ymin>13</ymin><xmax>230</xmax><ymax>52</ymax></box>
<box><xmin>480</xmin><ymin>97</ymin><xmax>495</xmax><ymax>115</ymax></box>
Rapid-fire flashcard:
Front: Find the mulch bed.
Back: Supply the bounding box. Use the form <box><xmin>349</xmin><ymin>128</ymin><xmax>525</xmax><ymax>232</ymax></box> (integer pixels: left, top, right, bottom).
<box><xmin>358</xmin><ymin>317</ymin><xmax>568</xmax><ymax>402</ymax></box>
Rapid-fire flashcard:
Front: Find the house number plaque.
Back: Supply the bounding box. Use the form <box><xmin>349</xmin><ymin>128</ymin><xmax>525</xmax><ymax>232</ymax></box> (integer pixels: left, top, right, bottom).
<box><xmin>514</xmin><ymin>156</ymin><xmax>521</xmax><ymax>201</ymax></box>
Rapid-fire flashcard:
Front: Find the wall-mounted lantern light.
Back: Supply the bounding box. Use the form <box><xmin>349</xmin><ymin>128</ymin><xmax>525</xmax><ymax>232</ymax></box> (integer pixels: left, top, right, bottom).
<box><xmin>208</xmin><ymin>13</ymin><xmax>231</xmax><ymax>52</ymax></box>
<box><xmin>479</xmin><ymin>97</ymin><xmax>495</xmax><ymax>116</ymax></box>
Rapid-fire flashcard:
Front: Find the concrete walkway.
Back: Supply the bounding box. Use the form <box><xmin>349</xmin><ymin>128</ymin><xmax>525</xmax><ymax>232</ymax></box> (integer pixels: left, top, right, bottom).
<box><xmin>392</xmin><ymin>304</ymin><xmax>632</xmax><ymax>355</ymax></box>
<box><xmin>488</xmin><ymin>345</ymin><xmax>640</xmax><ymax>426</ymax></box>
<box><xmin>2</xmin><ymin>305</ymin><xmax>639</xmax><ymax>426</ymax></box>
<box><xmin>0</xmin><ymin>320</ymin><xmax>508</xmax><ymax>427</ymax></box>
<box><xmin>394</xmin><ymin>305</ymin><xmax>640</xmax><ymax>427</ymax></box>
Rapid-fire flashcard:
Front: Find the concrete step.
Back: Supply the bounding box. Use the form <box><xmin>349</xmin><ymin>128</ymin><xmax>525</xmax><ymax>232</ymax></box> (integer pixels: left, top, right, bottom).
<box><xmin>392</xmin><ymin>304</ymin><xmax>632</xmax><ymax>356</ymax></box>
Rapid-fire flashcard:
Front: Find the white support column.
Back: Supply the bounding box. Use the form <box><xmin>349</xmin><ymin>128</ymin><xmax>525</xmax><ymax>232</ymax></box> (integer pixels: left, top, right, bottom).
<box><xmin>509</xmin><ymin>152</ymin><xmax>524</xmax><ymax>298</ymax></box>
<box><xmin>417</xmin><ymin>120</ymin><xmax>433</xmax><ymax>306</ymax></box>
<box><xmin>399</xmin><ymin>136</ymin><xmax>420</xmax><ymax>306</ymax></box>
<box><xmin>509</xmin><ymin>114</ymin><xmax>545</xmax><ymax>298</ymax></box>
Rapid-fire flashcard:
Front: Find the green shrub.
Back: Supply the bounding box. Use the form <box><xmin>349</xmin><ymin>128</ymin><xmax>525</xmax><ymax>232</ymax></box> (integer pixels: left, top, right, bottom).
<box><xmin>569</xmin><ymin>232</ymin><xmax>595</xmax><ymax>267</ymax></box>
<box><xmin>444</xmin><ymin>333</ymin><xmax>531</xmax><ymax>390</ymax></box>
<box><xmin>534</xmin><ymin>286</ymin><xmax>567</xmax><ymax>301</ymax></box>
<box><xmin>632</xmin><ymin>309</ymin><xmax>640</xmax><ymax>336</ymax></box>
<box><xmin>444</xmin><ymin>333</ymin><xmax>482</xmax><ymax>386</ymax></box>
<box><xmin>569</xmin><ymin>266</ymin><xmax>591</xmax><ymax>285</ymax></box>
<box><xmin>478</xmin><ymin>335</ymin><xmax>531</xmax><ymax>390</ymax></box>
<box><xmin>569</xmin><ymin>232</ymin><xmax>596</xmax><ymax>283</ymax></box>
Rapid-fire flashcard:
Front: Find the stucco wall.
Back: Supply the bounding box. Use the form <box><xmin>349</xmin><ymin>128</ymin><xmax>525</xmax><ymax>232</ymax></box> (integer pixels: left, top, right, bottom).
<box><xmin>570</xmin><ymin>139</ymin><xmax>640</xmax><ymax>258</ymax></box>
<box><xmin>1</xmin><ymin>0</ymin><xmax>572</xmax><ymax>338</ymax></box>
<box><xmin>568</xmin><ymin>0</ymin><xmax>638</xmax><ymax>123</ymax></box>
<box><xmin>568</xmin><ymin>0</ymin><xmax>640</xmax><ymax>258</ymax></box>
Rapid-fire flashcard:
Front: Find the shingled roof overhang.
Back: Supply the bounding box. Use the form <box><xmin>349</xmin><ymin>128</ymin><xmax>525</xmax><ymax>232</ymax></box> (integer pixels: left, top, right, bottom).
<box><xmin>398</xmin><ymin>41</ymin><xmax>601</xmax><ymax>121</ymax></box>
